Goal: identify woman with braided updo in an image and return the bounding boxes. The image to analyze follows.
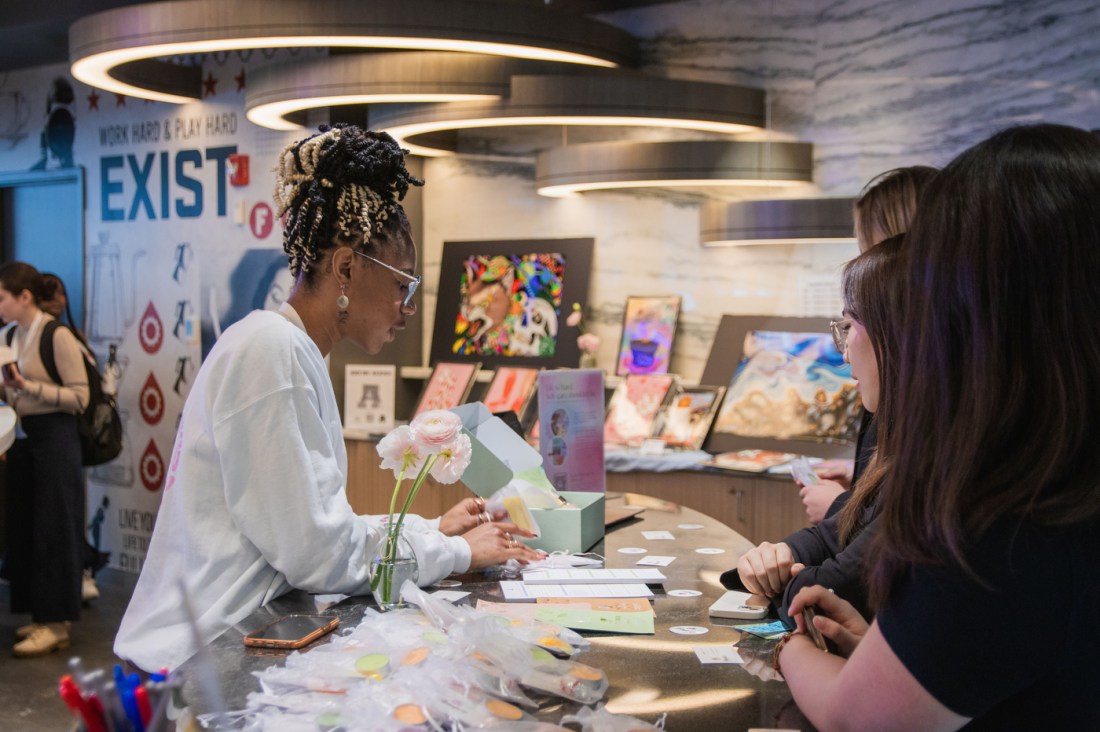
[116,125,541,672]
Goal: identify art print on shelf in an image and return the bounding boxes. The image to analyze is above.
[616,295,681,376]
[712,330,860,444]
[430,238,595,369]
[343,364,397,435]
[603,374,677,447]
[482,366,540,420]
[412,362,481,417]
[654,385,726,451]
[537,369,606,493]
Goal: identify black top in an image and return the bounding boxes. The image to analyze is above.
[877,515,1100,729]
[823,410,876,519]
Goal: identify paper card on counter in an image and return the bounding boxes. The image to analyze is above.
[694,646,744,665]
[535,597,656,616]
[533,606,655,635]
[734,620,791,639]
[475,600,542,619]
[500,581,654,602]
[520,568,667,585]
[636,555,676,567]
[641,530,676,541]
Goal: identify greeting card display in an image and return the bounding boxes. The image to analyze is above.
[537,369,606,493]
[603,374,677,447]
[616,296,681,376]
[705,449,798,473]
[413,362,481,417]
[654,385,726,450]
[481,366,539,421]
[343,364,396,435]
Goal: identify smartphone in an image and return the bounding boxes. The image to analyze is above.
[790,457,820,485]
[709,590,769,620]
[242,613,340,649]
[1,361,20,383]
[801,605,828,651]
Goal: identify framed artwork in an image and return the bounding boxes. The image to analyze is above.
[482,366,540,420]
[701,315,860,458]
[343,364,396,435]
[603,373,677,447]
[412,362,481,417]
[654,384,726,451]
[616,295,681,376]
[430,238,595,369]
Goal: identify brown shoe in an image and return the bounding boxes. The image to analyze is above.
[13,623,70,658]
[15,620,71,640]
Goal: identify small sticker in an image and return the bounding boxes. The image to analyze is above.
[669,626,709,635]
[433,579,462,588]
[678,523,705,530]
[667,589,702,598]
[618,547,647,554]
[636,556,676,567]
[642,530,676,541]
[695,548,726,555]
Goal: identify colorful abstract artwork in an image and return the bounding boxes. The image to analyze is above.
[453,253,564,358]
[603,374,677,447]
[616,296,681,376]
[654,385,726,450]
[413,362,481,417]
[712,331,860,443]
[482,366,539,418]
[431,239,594,369]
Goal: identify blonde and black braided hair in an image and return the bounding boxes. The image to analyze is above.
[273,124,423,278]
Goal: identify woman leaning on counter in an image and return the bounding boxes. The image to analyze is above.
[0,261,90,658]
[115,124,540,673]
[779,124,1100,729]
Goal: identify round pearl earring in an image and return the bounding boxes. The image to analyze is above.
[337,285,349,310]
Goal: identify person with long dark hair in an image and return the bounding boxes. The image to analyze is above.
[781,124,1100,729]
[0,261,90,657]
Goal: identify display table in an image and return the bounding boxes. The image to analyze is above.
[173,494,810,730]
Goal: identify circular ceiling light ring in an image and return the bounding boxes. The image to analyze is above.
[701,198,858,247]
[70,0,639,104]
[246,52,557,131]
[535,140,813,197]
[371,74,767,156]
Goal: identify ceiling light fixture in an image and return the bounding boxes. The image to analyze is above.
[371,74,766,157]
[247,52,550,131]
[70,0,638,104]
[535,140,813,197]
[701,198,857,247]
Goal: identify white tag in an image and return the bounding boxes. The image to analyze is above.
[677,523,705,530]
[639,438,667,455]
[694,646,743,664]
[695,547,726,554]
[636,556,675,567]
[642,530,676,541]
[667,589,702,598]
[618,547,647,554]
[669,625,709,635]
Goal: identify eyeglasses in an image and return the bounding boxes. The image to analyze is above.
[353,251,421,307]
[829,318,853,353]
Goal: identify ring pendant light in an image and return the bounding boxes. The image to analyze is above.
[701,198,857,247]
[70,0,638,104]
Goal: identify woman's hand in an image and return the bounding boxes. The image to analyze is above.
[798,479,847,524]
[463,521,544,570]
[438,496,505,536]
[814,461,853,489]
[736,541,794,598]
[788,585,869,658]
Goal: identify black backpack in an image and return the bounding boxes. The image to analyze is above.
[7,320,123,466]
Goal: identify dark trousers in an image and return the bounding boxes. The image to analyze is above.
[5,412,84,623]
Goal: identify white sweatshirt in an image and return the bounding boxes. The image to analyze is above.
[115,306,470,671]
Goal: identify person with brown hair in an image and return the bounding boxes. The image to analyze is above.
[799,165,938,522]
[0,261,90,657]
[115,125,540,672]
[781,124,1100,729]
[731,235,905,621]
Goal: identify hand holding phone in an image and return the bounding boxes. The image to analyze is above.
[789,457,820,486]
[801,605,828,652]
[243,614,339,649]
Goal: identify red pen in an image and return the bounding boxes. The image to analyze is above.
[134,684,153,724]
[59,675,107,732]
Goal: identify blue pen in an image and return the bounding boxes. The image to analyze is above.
[120,685,145,732]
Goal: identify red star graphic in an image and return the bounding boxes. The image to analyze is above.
[115,93,127,107]
[87,89,100,110]
[203,72,218,97]
[234,68,246,92]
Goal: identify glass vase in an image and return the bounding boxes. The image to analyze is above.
[369,524,419,611]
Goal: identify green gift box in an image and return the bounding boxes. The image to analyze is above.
[450,403,605,554]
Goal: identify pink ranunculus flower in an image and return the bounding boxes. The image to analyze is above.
[376,424,424,478]
[577,332,600,353]
[410,409,463,454]
[566,309,583,328]
[430,432,472,484]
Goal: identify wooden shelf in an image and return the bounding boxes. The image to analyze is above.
[398,364,627,388]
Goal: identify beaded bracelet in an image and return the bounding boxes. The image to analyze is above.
[771,632,793,673]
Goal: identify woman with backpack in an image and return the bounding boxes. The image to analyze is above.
[0,261,89,657]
